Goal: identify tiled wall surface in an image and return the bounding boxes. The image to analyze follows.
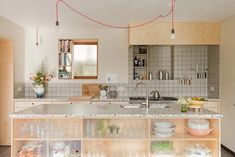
[14,45,219,99]
[148,46,173,80]
[208,46,220,98]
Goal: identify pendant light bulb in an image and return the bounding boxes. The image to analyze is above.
[171,28,175,39]
[55,20,60,31]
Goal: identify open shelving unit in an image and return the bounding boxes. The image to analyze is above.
[12,118,220,157]
[58,39,73,79]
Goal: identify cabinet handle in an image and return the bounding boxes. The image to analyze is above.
[232,104,235,107]
[32,103,34,105]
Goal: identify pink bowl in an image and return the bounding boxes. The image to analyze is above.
[185,127,213,137]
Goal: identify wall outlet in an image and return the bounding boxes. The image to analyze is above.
[17,87,23,92]
[106,74,118,83]
[117,86,125,92]
[210,86,215,92]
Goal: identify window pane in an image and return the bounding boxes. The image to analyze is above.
[73,44,97,77]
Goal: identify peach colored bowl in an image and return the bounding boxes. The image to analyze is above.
[185,127,213,137]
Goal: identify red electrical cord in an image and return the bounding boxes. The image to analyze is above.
[56,0,176,29]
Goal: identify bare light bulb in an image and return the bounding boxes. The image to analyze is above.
[55,20,60,31]
[171,28,175,39]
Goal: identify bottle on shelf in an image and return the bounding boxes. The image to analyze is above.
[165,71,169,80]
[142,59,145,67]
[134,56,138,67]
[159,70,163,80]
[149,72,152,80]
[137,58,142,66]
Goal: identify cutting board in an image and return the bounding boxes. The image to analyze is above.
[82,84,100,97]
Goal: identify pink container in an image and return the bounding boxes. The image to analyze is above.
[185,127,213,137]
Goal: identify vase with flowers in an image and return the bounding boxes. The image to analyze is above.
[30,70,54,98]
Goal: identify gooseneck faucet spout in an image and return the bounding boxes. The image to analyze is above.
[135,82,149,109]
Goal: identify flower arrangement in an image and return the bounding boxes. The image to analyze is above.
[177,97,192,112]
[29,61,55,87]
[30,71,54,87]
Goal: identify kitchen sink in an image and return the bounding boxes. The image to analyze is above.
[120,103,145,109]
[149,103,170,109]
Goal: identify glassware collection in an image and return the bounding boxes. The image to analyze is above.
[85,119,147,138]
[85,150,147,157]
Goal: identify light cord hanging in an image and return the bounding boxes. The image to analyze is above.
[55,0,176,29]
[171,0,176,39]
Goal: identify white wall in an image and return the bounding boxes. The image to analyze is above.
[25,27,129,83]
[220,15,235,152]
[0,16,25,83]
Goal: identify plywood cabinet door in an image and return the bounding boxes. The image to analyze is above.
[0,40,13,145]
[129,22,220,45]
[14,101,52,112]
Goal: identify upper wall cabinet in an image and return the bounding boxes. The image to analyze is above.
[129,22,220,45]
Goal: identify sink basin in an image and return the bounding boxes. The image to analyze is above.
[120,103,145,108]
[149,103,170,109]
[149,101,171,109]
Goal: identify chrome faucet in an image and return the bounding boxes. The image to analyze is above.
[150,90,161,100]
[135,82,149,108]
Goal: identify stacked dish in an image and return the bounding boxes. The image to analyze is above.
[152,121,176,138]
[184,144,212,157]
[185,119,213,137]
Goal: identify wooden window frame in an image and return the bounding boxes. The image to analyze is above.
[73,39,98,80]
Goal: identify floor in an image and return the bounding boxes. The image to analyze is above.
[0,146,234,157]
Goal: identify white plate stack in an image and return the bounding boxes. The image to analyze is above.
[152,121,176,138]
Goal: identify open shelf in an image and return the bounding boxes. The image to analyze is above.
[14,138,47,141]
[83,140,149,157]
[12,118,220,157]
[83,119,149,139]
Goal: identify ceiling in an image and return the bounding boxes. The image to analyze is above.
[0,0,235,29]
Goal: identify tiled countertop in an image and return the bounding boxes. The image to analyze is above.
[10,103,222,119]
[13,96,69,102]
[13,96,219,102]
[13,96,130,102]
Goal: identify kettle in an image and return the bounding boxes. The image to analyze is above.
[150,90,160,100]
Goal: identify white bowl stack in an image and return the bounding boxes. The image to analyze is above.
[152,121,176,138]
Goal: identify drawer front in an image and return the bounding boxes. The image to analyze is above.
[14,101,52,108]
[204,101,219,108]
[91,101,129,105]
[14,107,27,112]
[52,101,73,104]
[205,107,219,113]
[53,101,91,104]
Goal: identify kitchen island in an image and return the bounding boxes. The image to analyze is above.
[10,103,222,157]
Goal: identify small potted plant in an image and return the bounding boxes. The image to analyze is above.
[30,69,54,98]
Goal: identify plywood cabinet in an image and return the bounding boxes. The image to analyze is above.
[11,118,221,157]
[0,39,13,145]
[14,101,52,112]
[13,100,91,112]
[129,22,220,45]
